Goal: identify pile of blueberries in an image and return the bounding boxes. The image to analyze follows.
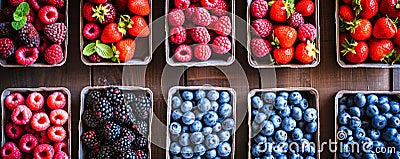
[168,89,235,159]
[250,91,318,159]
[337,93,400,158]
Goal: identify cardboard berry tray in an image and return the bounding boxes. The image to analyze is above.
[247,0,320,68]
[1,87,71,157]
[248,87,321,159]
[0,1,69,67]
[78,86,153,159]
[165,0,236,67]
[166,86,237,158]
[79,0,153,66]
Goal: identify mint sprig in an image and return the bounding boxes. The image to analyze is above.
[83,40,114,59]
[12,2,30,30]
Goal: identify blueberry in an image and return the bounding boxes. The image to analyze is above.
[368,129,380,140]
[363,152,377,159]
[279,92,289,100]
[297,98,309,110]
[298,138,311,154]
[181,126,189,133]
[382,128,398,141]
[194,90,206,101]
[354,127,366,140]
[261,104,274,115]
[197,98,211,112]
[194,144,206,156]
[389,116,400,128]
[282,117,296,132]
[169,122,182,135]
[275,96,288,110]
[338,143,351,158]
[339,104,347,113]
[217,142,231,157]
[338,112,351,125]
[305,121,318,133]
[172,96,182,109]
[207,90,220,101]
[366,105,380,117]
[270,114,282,128]
[255,112,267,124]
[203,111,218,127]
[367,94,379,105]
[190,120,203,132]
[170,142,181,155]
[179,133,190,146]
[275,130,287,142]
[182,112,195,125]
[290,152,302,159]
[304,133,313,141]
[210,101,219,112]
[252,96,264,109]
[182,91,194,101]
[218,103,233,118]
[372,140,385,149]
[378,103,391,113]
[292,128,303,141]
[291,106,303,121]
[339,96,348,104]
[349,106,361,117]
[305,156,315,159]
[260,121,274,137]
[278,106,291,118]
[358,137,373,150]
[264,154,276,159]
[181,146,194,158]
[171,109,183,121]
[254,134,267,143]
[379,96,389,105]
[190,132,204,144]
[262,92,276,104]
[251,109,259,121]
[193,109,204,121]
[349,116,362,130]
[347,96,354,107]
[391,151,400,159]
[204,149,217,159]
[222,118,235,131]
[213,123,222,133]
[181,101,193,113]
[354,93,367,107]
[251,144,262,157]
[219,91,230,103]
[272,143,286,156]
[390,101,400,114]
[218,130,231,142]
[202,127,212,136]
[289,92,302,105]
[205,134,220,149]
[309,144,316,156]
[372,115,387,129]
[338,126,353,140]
[304,108,318,122]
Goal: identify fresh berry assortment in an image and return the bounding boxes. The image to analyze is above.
[167,87,236,158]
[336,92,400,158]
[0,1,67,66]
[167,0,234,65]
[80,87,152,158]
[249,0,319,66]
[81,0,151,64]
[250,90,319,158]
[1,89,70,159]
[338,0,400,66]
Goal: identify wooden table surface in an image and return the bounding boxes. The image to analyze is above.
[0,0,399,158]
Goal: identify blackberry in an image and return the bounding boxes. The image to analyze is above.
[133,95,151,120]
[118,150,137,159]
[132,136,147,150]
[124,92,135,104]
[105,87,124,106]
[96,146,116,159]
[135,150,148,159]
[94,97,113,120]
[0,38,14,59]
[87,149,98,159]
[114,104,136,125]
[101,121,121,141]
[133,120,148,136]
[43,23,67,44]
[0,7,15,22]
[85,90,102,109]
[82,110,102,128]
[114,137,133,152]
[0,22,15,38]
[18,23,40,48]
[81,130,101,149]
[121,127,137,142]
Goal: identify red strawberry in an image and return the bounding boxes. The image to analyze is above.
[270,0,292,23]
[341,38,368,64]
[273,47,295,64]
[339,33,351,50]
[354,0,378,19]
[128,0,150,16]
[295,41,318,64]
[393,28,400,46]
[101,23,123,44]
[380,0,400,19]
[115,39,136,62]
[373,17,397,39]
[368,39,395,62]
[92,3,116,24]
[251,0,268,19]
[295,0,314,17]
[82,2,96,22]
[339,5,355,22]
[349,18,372,41]
[89,0,107,4]
[128,16,150,37]
[343,0,352,4]
[272,26,297,48]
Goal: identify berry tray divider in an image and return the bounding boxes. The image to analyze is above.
[164,0,236,67]
[78,85,153,159]
[1,87,72,157]
[79,0,153,66]
[0,1,69,67]
[166,85,237,159]
[247,87,321,159]
[334,90,400,158]
[246,0,320,68]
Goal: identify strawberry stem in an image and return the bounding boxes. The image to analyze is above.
[340,38,358,56]
[271,33,281,48]
[284,0,295,18]
[397,0,400,9]
[92,4,109,23]
[352,0,362,16]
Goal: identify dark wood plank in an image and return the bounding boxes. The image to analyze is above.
[394,69,400,91]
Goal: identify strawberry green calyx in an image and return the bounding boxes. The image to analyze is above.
[268,0,275,6]
[271,33,281,48]
[284,0,295,18]
[352,0,362,16]
[381,49,397,64]
[111,44,121,63]
[396,0,400,9]
[345,18,361,33]
[341,38,358,55]
[393,51,400,64]
[388,16,398,30]
[92,4,109,23]
[306,40,319,59]
[117,15,132,35]
[339,17,350,32]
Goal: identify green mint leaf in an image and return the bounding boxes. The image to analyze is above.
[96,43,113,59]
[13,11,24,21]
[11,18,26,30]
[83,42,96,56]
[17,2,30,15]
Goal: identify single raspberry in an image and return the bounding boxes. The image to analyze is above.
[54,151,68,159]
[251,38,272,58]
[54,0,64,8]
[47,92,66,109]
[89,53,102,63]
[44,23,67,44]
[38,6,59,25]
[169,26,187,44]
[194,44,211,61]
[1,142,22,159]
[39,0,57,6]
[26,92,45,111]
[190,27,210,44]
[212,36,231,54]
[212,16,231,36]
[168,9,185,27]
[186,3,200,20]
[83,23,101,40]
[26,9,36,23]
[11,105,32,125]
[0,38,15,59]
[54,141,68,153]
[193,7,211,26]
[24,124,36,134]
[44,44,64,65]
[201,0,218,8]
[15,46,39,66]
[19,134,38,153]
[209,15,219,27]
[82,2,96,22]
[33,144,54,159]
[298,23,317,42]
[175,0,190,9]
[35,131,51,144]
[288,12,304,29]
[9,0,26,6]
[5,92,25,110]
[251,19,273,38]
[34,18,46,31]
[38,35,50,53]
[28,0,41,11]
[31,112,51,131]
[47,126,67,142]
[5,122,25,140]
[251,0,268,19]
[174,44,193,62]
[211,0,228,16]
[49,109,68,126]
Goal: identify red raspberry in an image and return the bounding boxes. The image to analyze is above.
[27,9,36,23]
[288,12,304,29]
[11,105,32,125]
[201,0,218,8]
[1,142,22,159]
[89,53,102,63]
[47,126,67,142]
[54,141,68,153]
[251,38,272,58]
[251,0,268,19]
[82,2,96,22]
[193,7,211,26]
[209,15,219,27]
[175,0,190,9]
[47,92,66,109]
[186,3,200,20]
[174,44,193,62]
[9,0,26,6]
[298,23,316,42]
[44,44,64,65]
[5,93,25,110]
[211,0,228,16]
[55,0,64,8]
[26,92,44,111]
[168,9,185,27]
[49,109,68,126]
[38,35,50,53]
[28,0,41,10]
[83,23,101,40]
[251,19,272,38]
[24,124,36,134]
[31,112,51,131]
[170,26,187,44]
[54,151,69,159]
[39,6,59,25]
[15,46,39,66]
[194,44,211,61]
[5,122,25,140]
[19,134,38,153]
[33,144,54,159]
[35,131,51,144]
[190,27,210,44]
[35,17,46,31]
[39,0,57,6]
[212,16,231,36]
[212,36,231,54]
